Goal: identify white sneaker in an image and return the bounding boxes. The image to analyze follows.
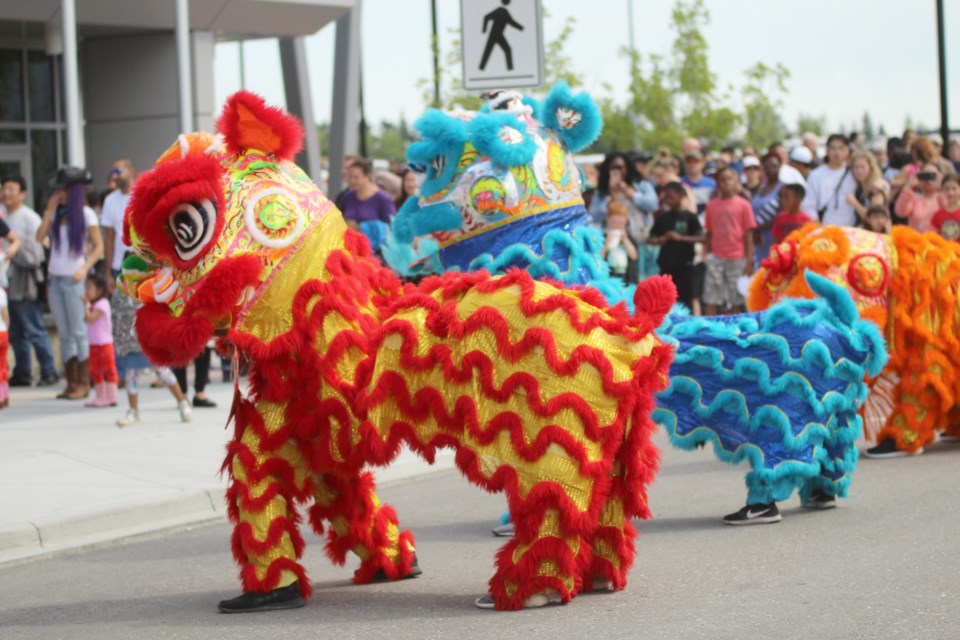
[117,409,140,428]
[178,400,192,423]
[474,591,562,610]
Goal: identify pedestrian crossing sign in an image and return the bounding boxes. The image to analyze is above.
[460,0,544,90]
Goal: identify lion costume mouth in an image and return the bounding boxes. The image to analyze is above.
[128,254,264,367]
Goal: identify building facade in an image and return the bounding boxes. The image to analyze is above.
[0,0,357,211]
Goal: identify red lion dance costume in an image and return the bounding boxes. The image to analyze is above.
[118,92,674,611]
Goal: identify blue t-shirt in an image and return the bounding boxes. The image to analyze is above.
[681,175,717,214]
[751,184,782,270]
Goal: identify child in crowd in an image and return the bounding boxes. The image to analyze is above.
[112,281,192,427]
[703,167,756,315]
[84,273,119,408]
[930,175,960,241]
[0,287,8,409]
[771,183,815,243]
[864,204,892,234]
[601,200,638,283]
[648,181,703,310]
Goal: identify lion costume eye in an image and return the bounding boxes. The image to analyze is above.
[168,199,216,261]
[431,155,445,177]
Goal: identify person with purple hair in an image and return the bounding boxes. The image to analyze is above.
[36,167,103,400]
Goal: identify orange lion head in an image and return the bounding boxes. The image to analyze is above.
[748,224,893,331]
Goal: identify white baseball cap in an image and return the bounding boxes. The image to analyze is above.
[742,155,761,168]
[789,146,814,164]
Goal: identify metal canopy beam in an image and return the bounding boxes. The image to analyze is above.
[327,0,361,200]
[280,36,322,182]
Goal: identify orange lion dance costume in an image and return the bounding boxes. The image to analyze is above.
[749,224,960,457]
[118,92,674,612]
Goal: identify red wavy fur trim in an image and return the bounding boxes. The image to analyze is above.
[238,558,312,598]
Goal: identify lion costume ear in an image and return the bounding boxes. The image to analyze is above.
[216,90,304,160]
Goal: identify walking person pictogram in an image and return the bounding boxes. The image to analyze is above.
[480,0,524,71]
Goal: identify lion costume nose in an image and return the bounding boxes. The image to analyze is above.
[761,240,797,276]
[118,254,179,304]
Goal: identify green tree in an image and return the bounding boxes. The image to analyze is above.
[592,97,636,152]
[796,113,827,136]
[316,124,330,157]
[669,0,738,147]
[741,62,790,148]
[861,111,876,141]
[621,49,682,151]
[369,120,413,163]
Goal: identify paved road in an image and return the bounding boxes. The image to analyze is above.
[2,432,958,640]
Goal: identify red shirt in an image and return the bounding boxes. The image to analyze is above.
[931,207,960,241]
[772,210,814,243]
[705,195,756,259]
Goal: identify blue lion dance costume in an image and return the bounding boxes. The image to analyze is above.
[655,272,887,521]
[387,84,888,525]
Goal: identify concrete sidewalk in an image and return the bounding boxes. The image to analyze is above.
[0,378,454,565]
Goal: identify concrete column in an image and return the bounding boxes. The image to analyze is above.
[191,31,216,132]
[61,0,85,167]
[327,0,362,198]
[279,37,322,182]
[175,0,194,132]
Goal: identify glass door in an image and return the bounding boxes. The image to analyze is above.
[0,144,30,213]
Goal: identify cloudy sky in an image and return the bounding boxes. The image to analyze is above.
[214,0,960,141]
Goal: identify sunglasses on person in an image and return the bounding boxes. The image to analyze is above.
[109,168,123,177]
[917,172,938,181]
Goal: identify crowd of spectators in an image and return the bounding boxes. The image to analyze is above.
[585,130,960,316]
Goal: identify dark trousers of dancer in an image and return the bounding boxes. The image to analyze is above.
[174,346,211,396]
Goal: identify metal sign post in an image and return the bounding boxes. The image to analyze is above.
[460,0,543,91]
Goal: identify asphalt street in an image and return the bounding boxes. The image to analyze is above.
[1,431,958,640]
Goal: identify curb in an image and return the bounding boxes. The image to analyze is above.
[0,488,225,566]
[0,453,457,566]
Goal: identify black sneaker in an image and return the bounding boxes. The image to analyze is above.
[491,523,514,537]
[864,438,921,459]
[940,431,960,443]
[217,582,304,613]
[723,502,782,525]
[802,490,837,509]
[193,396,217,408]
[37,375,59,387]
[9,378,32,387]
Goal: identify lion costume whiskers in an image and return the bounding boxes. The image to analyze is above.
[119,92,674,611]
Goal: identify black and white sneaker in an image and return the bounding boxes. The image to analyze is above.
[723,502,781,525]
[941,431,960,443]
[802,490,837,509]
[864,438,922,458]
